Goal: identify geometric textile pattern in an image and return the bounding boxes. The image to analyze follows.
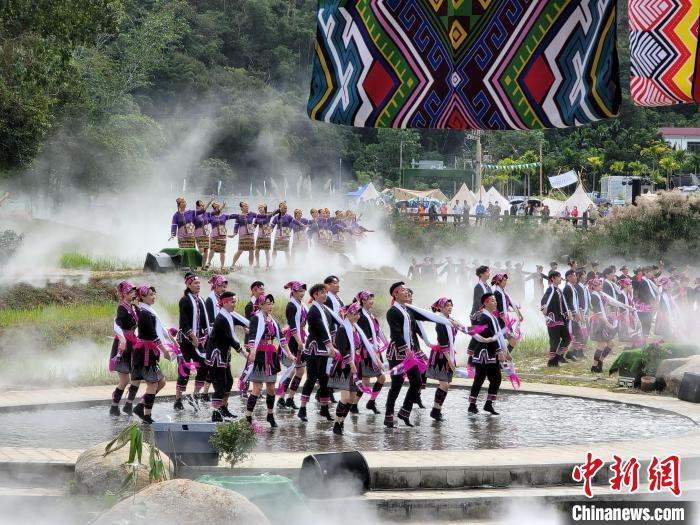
[308,0,621,129]
[630,0,700,106]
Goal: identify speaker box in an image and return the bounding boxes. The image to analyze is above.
[298,451,370,498]
[152,422,218,466]
[143,252,180,273]
[678,372,700,403]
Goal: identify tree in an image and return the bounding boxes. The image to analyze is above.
[659,156,680,189]
[586,155,603,194]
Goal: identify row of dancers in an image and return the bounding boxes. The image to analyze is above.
[169,198,370,270]
[109,272,511,431]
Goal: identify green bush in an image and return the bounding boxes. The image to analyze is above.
[210,420,259,468]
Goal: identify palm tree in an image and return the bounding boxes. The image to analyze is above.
[586,156,604,194]
[659,156,680,189]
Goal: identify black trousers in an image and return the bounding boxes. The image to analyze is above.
[547,324,571,358]
[469,362,502,402]
[301,355,329,400]
[210,365,233,400]
[385,359,422,415]
[638,312,653,336]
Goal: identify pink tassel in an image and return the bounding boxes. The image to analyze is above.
[108,357,118,372]
[467,324,488,335]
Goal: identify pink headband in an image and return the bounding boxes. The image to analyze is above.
[186,275,199,286]
[491,273,507,285]
[356,290,373,303]
[588,278,603,288]
[137,285,152,298]
[619,278,632,287]
[431,297,451,312]
[117,281,135,296]
[342,303,362,317]
[284,281,306,295]
[659,277,670,287]
[208,275,227,289]
[220,295,236,305]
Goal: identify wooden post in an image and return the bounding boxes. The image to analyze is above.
[539,142,543,196]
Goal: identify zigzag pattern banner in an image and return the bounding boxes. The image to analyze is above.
[629,0,700,106]
[307,0,621,130]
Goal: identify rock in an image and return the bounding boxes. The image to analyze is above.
[92,479,270,525]
[74,441,173,496]
[666,356,700,395]
[655,358,690,390]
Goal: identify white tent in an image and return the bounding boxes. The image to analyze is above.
[486,186,510,211]
[448,183,473,207]
[347,182,380,202]
[473,185,488,204]
[563,184,595,213]
[542,197,565,216]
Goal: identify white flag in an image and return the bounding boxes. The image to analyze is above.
[548,170,578,189]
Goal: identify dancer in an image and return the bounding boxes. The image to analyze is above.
[354,291,387,414]
[175,273,210,410]
[254,203,273,268]
[109,281,141,416]
[205,275,228,329]
[278,281,308,409]
[194,198,214,268]
[618,278,643,345]
[384,282,454,427]
[291,208,310,260]
[575,270,591,358]
[491,274,523,356]
[169,197,196,249]
[562,270,583,362]
[656,277,681,340]
[468,292,506,415]
[244,294,292,427]
[229,202,265,268]
[245,281,266,319]
[298,284,336,422]
[323,274,344,403]
[271,202,302,264]
[589,278,634,372]
[541,271,572,367]
[468,265,492,363]
[636,266,659,335]
[205,202,232,270]
[426,297,457,421]
[328,303,371,435]
[132,285,171,424]
[206,291,249,422]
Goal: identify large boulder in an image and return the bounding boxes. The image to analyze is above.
[92,479,270,525]
[74,441,173,496]
[656,358,691,390]
[666,356,700,395]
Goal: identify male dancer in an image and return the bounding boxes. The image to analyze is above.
[575,270,591,358]
[206,291,249,421]
[636,266,658,336]
[323,275,344,403]
[468,265,492,362]
[245,281,266,319]
[541,271,571,367]
[562,269,582,362]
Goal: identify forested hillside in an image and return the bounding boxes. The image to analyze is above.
[2,0,699,197]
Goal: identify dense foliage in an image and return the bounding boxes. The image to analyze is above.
[2,0,699,197]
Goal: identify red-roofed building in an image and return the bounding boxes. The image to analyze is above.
[659,128,700,152]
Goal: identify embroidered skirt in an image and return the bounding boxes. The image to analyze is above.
[210,235,227,254]
[255,236,271,251]
[273,238,290,253]
[238,234,254,252]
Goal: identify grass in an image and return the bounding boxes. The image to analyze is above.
[59,252,138,272]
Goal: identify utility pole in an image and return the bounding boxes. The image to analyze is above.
[539,141,543,196]
[339,158,342,191]
[399,140,404,187]
[475,131,483,190]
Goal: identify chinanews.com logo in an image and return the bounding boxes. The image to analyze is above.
[566,452,691,524]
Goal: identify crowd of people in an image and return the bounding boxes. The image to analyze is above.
[169,197,370,270]
[108,256,696,432]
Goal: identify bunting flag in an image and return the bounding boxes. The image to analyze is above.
[308,0,621,130]
[629,0,700,106]
[483,162,540,170]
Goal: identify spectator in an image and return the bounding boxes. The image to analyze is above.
[475,200,485,226]
[571,205,579,226]
[510,202,517,216]
[452,200,463,223]
[440,202,449,222]
[429,203,439,222]
[463,202,470,224]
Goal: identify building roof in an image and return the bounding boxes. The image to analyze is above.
[659,127,700,137]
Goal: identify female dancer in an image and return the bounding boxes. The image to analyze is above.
[132,285,172,424]
[617,278,643,345]
[244,295,293,427]
[589,278,634,373]
[279,281,308,410]
[354,291,386,414]
[291,208,310,260]
[254,203,273,269]
[205,274,228,330]
[205,202,232,270]
[491,274,523,355]
[194,198,214,268]
[656,277,682,340]
[426,297,458,422]
[271,202,302,263]
[328,303,372,435]
[229,202,265,268]
[109,281,141,416]
[175,273,210,410]
[206,291,249,422]
[169,197,196,249]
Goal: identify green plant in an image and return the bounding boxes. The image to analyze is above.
[103,422,168,493]
[59,252,136,271]
[209,420,259,468]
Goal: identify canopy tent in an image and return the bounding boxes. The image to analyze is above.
[485,186,510,210]
[346,182,380,202]
[473,185,487,204]
[448,183,475,207]
[389,187,448,202]
[542,197,565,216]
[563,184,595,212]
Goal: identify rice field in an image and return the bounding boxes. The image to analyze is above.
[59,252,139,271]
